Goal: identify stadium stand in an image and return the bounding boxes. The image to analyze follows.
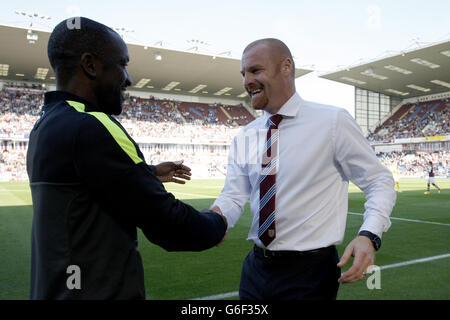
[0,87,42,136]
[367,98,449,142]
[223,103,253,126]
[378,150,449,178]
[177,101,253,126]
[120,96,254,127]
[1,85,448,181]
[0,86,253,180]
[121,95,187,124]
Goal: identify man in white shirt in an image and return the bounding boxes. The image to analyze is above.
[211,38,396,299]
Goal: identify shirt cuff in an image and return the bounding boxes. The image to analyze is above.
[211,199,235,229]
[358,212,391,239]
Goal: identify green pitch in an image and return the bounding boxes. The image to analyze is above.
[0,178,449,300]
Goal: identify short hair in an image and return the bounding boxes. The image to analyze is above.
[48,17,117,84]
[243,38,295,77]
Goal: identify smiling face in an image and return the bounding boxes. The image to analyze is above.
[241,40,295,114]
[94,31,132,115]
[48,18,133,114]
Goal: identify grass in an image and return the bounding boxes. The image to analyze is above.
[0,178,449,300]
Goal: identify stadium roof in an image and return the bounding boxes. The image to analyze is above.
[319,40,450,99]
[0,24,312,100]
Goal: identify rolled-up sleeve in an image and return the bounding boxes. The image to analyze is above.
[334,109,396,238]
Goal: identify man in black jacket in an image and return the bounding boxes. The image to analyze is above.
[26,17,227,300]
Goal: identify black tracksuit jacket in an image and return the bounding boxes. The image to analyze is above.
[26,91,226,299]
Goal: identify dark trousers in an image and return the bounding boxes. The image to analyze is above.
[239,246,341,300]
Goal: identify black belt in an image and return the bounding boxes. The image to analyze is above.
[253,244,335,258]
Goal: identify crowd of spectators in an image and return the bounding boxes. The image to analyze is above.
[0,87,246,180]
[120,120,239,144]
[0,148,28,181]
[378,150,449,177]
[1,86,449,181]
[120,95,184,124]
[367,99,449,142]
[141,148,228,179]
[0,89,42,137]
[1,88,250,140]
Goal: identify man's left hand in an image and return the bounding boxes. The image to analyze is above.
[337,236,375,283]
[155,160,192,184]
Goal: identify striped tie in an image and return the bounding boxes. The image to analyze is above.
[258,114,282,246]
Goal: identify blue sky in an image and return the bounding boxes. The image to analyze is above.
[1,0,449,116]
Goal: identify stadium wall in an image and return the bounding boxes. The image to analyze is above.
[0,80,54,91]
[0,80,248,109]
[403,91,450,104]
[371,135,450,153]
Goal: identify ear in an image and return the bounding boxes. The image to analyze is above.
[281,58,293,76]
[80,52,99,80]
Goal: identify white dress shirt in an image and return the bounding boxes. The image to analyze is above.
[213,93,396,251]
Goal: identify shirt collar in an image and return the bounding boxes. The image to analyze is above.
[44,91,100,112]
[263,92,302,121]
[45,91,90,105]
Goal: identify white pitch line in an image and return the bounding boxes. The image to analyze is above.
[193,291,239,301]
[379,253,450,270]
[169,192,449,228]
[191,253,450,300]
[348,212,450,227]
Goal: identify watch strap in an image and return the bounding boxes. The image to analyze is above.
[358,230,381,251]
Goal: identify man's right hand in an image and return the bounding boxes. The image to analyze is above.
[203,206,228,246]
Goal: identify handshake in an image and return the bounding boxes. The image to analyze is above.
[154,160,228,247]
[203,205,228,247]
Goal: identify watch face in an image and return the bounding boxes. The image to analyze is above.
[370,235,381,250]
[359,231,381,251]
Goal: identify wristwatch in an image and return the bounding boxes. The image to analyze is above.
[358,230,381,251]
